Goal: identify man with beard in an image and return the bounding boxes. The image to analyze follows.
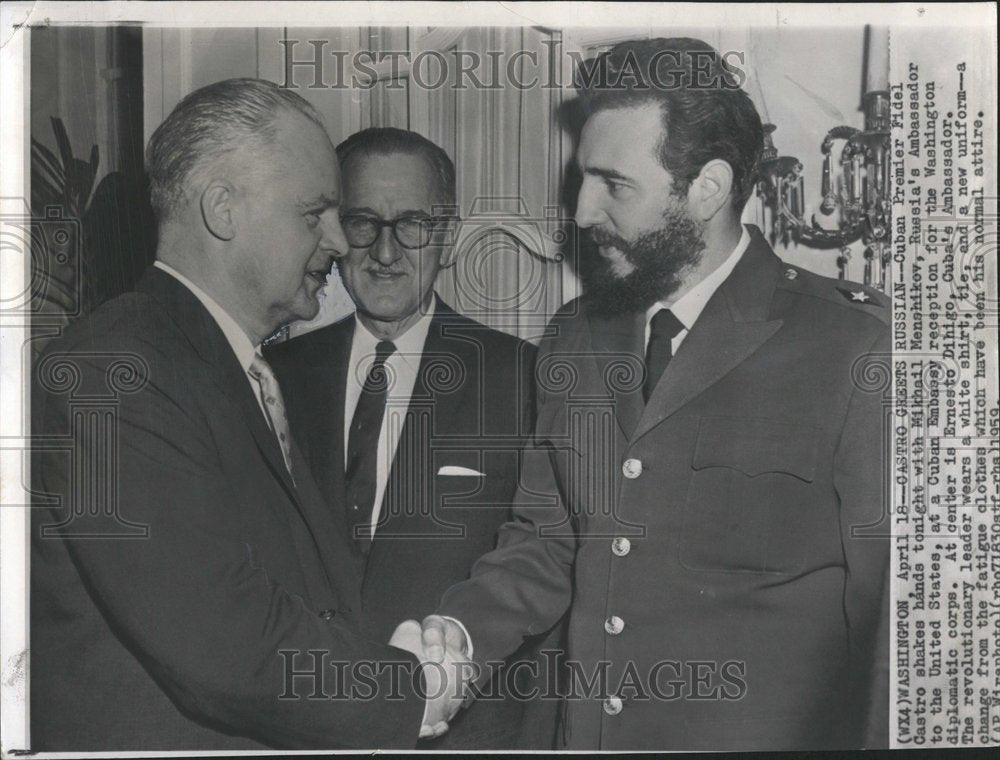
[416,38,891,750]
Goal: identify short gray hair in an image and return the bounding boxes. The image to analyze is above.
[146,78,324,222]
[336,127,456,208]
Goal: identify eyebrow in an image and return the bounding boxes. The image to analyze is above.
[581,166,632,183]
[296,194,340,212]
[341,207,432,218]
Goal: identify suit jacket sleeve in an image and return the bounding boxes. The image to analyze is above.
[438,344,575,676]
[833,329,891,748]
[34,337,425,749]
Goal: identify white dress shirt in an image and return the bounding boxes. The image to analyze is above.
[643,225,751,353]
[344,298,436,538]
[153,261,274,426]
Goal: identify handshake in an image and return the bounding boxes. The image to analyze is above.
[390,615,475,739]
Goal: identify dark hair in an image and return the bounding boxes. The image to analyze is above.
[336,127,456,207]
[576,37,763,209]
[146,78,325,222]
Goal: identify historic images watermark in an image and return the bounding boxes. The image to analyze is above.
[278,650,748,703]
[278,38,748,92]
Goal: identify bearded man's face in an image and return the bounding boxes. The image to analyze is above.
[579,197,705,316]
[573,104,706,315]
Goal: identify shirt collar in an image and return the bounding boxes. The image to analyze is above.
[154,260,260,372]
[352,295,436,369]
[645,225,751,333]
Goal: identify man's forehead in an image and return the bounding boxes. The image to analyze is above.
[341,151,442,207]
[579,104,663,168]
[343,150,435,181]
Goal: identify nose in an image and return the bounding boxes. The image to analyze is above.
[319,210,349,257]
[574,178,610,230]
[370,222,403,267]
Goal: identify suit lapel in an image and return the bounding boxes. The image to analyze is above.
[585,309,646,441]
[319,319,353,514]
[632,228,785,442]
[303,317,366,576]
[369,300,474,552]
[138,268,358,597]
[139,269,299,497]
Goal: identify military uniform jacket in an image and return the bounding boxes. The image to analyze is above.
[440,226,891,751]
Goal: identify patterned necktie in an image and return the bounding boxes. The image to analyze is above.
[345,340,397,544]
[643,309,685,403]
[249,352,296,483]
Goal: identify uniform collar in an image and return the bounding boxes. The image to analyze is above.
[645,225,751,332]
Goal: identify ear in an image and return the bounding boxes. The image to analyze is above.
[200,181,236,241]
[439,246,458,269]
[687,159,734,222]
[436,219,460,269]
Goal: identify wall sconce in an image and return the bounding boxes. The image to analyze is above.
[756,26,891,291]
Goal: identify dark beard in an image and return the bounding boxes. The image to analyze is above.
[579,202,705,317]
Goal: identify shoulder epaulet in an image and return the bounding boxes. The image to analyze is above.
[776,263,890,322]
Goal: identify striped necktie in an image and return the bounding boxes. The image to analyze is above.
[249,352,296,483]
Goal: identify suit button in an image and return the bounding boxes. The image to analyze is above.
[622,458,642,479]
[611,537,631,556]
[318,609,336,621]
[604,615,624,635]
[603,695,623,715]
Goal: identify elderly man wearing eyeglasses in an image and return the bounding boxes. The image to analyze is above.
[266,127,556,750]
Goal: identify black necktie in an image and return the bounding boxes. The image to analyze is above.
[345,340,396,545]
[643,309,684,403]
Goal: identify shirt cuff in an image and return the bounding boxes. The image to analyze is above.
[419,616,473,731]
[441,615,473,659]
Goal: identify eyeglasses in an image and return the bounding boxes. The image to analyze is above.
[340,213,457,250]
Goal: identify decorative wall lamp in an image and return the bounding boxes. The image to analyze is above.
[756,26,892,291]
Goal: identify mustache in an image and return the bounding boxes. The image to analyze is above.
[334,259,408,276]
[578,204,706,317]
[587,227,631,251]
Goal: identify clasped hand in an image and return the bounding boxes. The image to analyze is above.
[389,615,473,739]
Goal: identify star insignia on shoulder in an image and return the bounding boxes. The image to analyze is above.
[836,286,881,305]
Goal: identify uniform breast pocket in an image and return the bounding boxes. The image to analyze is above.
[679,416,818,575]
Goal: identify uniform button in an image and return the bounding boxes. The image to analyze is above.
[318,609,335,621]
[352,504,359,511]
[603,695,623,715]
[622,458,643,479]
[611,537,631,556]
[604,615,625,635]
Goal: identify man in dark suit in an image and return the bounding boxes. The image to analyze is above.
[421,38,891,750]
[267,128,551,749]
[30,79,465,751]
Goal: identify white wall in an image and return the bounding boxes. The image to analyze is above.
[143,25,878,337]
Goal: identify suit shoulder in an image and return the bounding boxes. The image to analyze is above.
[265,312,353,365]
[45,291,170,356]
[537,296,587,338]
[436,307,535,354]
[775,262,890,328]
[553,296,586,321]
[34,293,191,414]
